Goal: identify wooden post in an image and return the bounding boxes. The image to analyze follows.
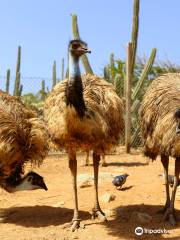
[125,42,133,153]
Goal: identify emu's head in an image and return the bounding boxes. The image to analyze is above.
[68,39,91,58]
[13,171,48,192]
[174,108,180,133]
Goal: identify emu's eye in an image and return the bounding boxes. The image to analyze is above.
[72,44,79,49]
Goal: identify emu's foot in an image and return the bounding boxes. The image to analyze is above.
[63,219,84,232]
[92,208,107,222]
[163,208,176,226]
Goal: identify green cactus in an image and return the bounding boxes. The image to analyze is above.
[40,80,46,101]
[61,58,65,80]
[132,48,157,102]
[71,14,93,74]
[6,69,10,93]
[52,61,57,88]
[65,67,69,79]
[131,0,139,74]
[114,74,124,97]
[13,46,21,96]
[18,84,23,96]
[103,66,110,82]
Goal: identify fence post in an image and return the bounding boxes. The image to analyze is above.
[125,42,133,153]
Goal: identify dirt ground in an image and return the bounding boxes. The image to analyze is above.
[0,147,180,240]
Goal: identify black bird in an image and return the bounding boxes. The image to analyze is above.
[112,174,129,189]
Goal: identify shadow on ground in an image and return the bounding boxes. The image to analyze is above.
[1,205,91,228]
[105,161,148,167]
[102,204,180,239]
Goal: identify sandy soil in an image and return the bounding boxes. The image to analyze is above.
[0,147,179,240]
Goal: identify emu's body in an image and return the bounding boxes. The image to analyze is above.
[44,40,124,231]
[139,73,180,225]
[0,90,48,192]
[44,74,124,152]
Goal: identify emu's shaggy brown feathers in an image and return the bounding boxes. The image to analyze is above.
[139,73,180,159]
[44,74,124,153]
[0,90,49,183]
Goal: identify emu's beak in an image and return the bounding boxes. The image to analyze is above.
[82,47,91,53]
[41,181,48,191]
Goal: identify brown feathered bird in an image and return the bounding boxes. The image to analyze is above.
[139,73,180,225]
[44,39,124,231]
[0,90,48,193]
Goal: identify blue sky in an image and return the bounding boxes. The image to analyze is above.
[0,0,180,93]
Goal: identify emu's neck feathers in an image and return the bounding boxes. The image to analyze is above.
[66,53,86,118]
[69,54,81,78]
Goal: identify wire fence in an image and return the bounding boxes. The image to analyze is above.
[0,75,61,95]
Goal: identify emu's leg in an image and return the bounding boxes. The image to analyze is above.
[85,150,90,166]
[92,152,107,221]
[159,155,170,213]
[101,154,107,167]
[164,157,180,225]
[68,150,81,231]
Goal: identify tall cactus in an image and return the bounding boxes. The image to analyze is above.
[6,69,10,93]
[132,48,157,102]
[71,14,93,74]
[41,80,46,101]
[52,61,57,88]
[13,46,21,96]
[18,84,23,96]
[131,0,139,74]
[61,58,65,80]
[103,66,110,82]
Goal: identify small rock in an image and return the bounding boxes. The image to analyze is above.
[77,174,94,188]
[131,211,152,223]
[100,193,116,203]
[79,180,93,188]
[52,201,65,207]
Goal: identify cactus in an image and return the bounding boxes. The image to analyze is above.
[6,69,10,93]
[52,61,57,88]
[18,84,23,96]
[131,0,139,74]
[65,67,69,79]
[132,48,156,102]
[103,66,110,81]
[114,74,124,97]
[40,80,46,101]
[61,58,65,80]
[13,46,21,96]
[71,14,93,74]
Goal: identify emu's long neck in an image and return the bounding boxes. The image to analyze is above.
[65,53,86,118]
[2,178,28,193]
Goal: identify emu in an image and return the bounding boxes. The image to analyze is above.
[0,90,48,193]
[139,73,180,225]
[44,39,124,231]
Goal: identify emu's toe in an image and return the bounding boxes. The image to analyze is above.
[70,220,81,232]
[92,209,107,222]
